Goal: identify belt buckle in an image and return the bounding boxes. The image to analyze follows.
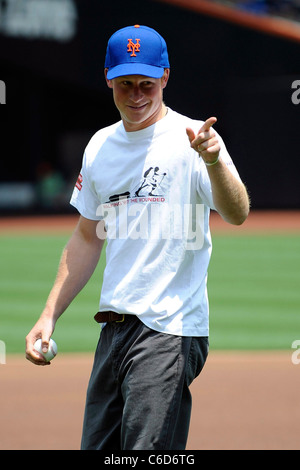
[115,314,125,323]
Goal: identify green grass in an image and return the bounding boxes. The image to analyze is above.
[208,234,300,350]
[0,233,299,353]
[0,235,105,354]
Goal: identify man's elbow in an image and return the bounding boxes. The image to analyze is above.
[231,210,249,226]
[231,186,251,225]
[226,202,250,226]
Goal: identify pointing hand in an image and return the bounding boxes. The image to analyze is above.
[186,117,220,164]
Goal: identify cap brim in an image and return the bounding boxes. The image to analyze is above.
[106,63,166,79]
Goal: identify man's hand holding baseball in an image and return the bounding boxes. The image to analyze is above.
[26,314,55,365]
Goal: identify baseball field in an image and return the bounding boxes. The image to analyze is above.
[0,210,300,450]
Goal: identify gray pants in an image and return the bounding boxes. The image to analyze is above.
[81,315,208,450]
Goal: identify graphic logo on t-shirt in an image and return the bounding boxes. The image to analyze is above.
[134,167,167,197]
[105,166,167,204]
[97,165,204,250]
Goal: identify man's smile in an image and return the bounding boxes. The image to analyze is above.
[127,103,148,110]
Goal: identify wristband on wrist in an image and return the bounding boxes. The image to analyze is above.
[203,155,220,166]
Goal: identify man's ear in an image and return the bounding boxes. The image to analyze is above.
[104,68,113,88]
[161,69,170,89]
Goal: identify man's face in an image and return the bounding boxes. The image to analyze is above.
[105,70,169,132]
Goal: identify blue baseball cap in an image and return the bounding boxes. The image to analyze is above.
[105,25,170,79]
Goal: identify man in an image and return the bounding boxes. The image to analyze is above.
[26,25,250,450]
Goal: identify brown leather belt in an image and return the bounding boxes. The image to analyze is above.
[94,311,125,323]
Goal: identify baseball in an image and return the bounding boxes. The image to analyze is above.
[34,338,57,361]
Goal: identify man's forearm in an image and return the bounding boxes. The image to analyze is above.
[42,224,104,322]
[186,117,250,225]
[207,158,250,225]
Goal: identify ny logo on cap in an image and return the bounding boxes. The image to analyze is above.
[127,38,140,57]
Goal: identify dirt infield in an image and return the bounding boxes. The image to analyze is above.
[1,211,299,450]
[1,351,299,450]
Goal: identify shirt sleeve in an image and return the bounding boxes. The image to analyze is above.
[69,152,102,220]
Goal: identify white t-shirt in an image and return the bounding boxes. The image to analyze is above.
[70,108,241,336]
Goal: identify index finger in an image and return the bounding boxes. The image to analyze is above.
[199,117,217,133]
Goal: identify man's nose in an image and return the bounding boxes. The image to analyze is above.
[130,85,143,102]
